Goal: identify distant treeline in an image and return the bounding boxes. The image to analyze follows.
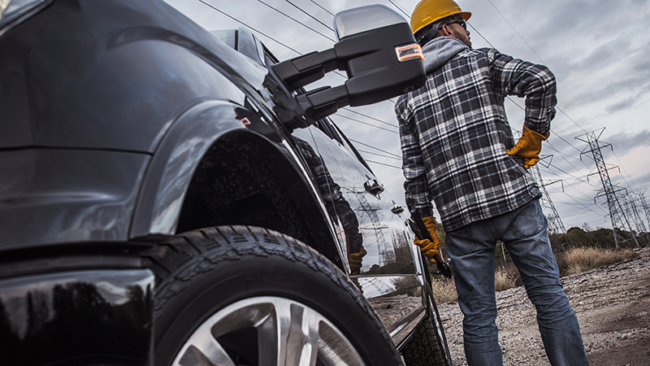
[434,222,645,261]
[550,226,647,252]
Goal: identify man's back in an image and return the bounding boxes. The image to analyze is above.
[396,36,556,232]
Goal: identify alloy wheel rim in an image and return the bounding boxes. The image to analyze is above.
[172,296,365,366]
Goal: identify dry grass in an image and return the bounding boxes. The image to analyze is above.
[495,266,518,291]
[431,277,458,304]
[563,247,638,276]
[431,248,639,304]
[431,266,519,304]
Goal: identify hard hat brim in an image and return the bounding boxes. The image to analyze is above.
[459,11,471,21]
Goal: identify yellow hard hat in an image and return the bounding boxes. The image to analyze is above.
[410,0,472,35]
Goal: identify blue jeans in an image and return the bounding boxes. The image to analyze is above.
[445,199,589,366]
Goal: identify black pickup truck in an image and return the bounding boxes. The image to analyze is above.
[0,1,451,365]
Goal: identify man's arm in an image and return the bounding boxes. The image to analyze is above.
[488,49,557,135]
[395,98,433,218]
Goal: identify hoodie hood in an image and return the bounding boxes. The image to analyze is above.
[422,36,469,73]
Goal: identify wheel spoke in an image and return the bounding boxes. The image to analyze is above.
[317,322,365,366]
[256,305,281,366]
[257,299,303,366]
[257,300,321,366]
[176,326,235,366]
[298,307,321,366]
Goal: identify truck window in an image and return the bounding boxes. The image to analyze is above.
[211,29,236,50]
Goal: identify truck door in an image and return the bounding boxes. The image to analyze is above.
[290,120,426,344]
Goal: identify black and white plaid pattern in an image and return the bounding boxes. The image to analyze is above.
[396,48,557,232]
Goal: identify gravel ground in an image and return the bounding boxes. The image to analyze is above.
[437,248,650,366]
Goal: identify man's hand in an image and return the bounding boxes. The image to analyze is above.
[507,125,550,169]
[414,216,440,263]
[348,247,367,275]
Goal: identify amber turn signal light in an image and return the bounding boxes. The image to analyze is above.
[395,44,424,62]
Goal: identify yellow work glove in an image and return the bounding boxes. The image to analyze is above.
[507,125,550,169]
[414,216,440,263]
[348,247,367,275]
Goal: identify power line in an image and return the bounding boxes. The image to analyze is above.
[505,84,588,154]
[555,106,588,134]
[199,0,301,54]
[358,150,402,160]
[365,159,402,169]
[285,0,333,31]
[309,0,333,16]
[540,169,607,216]
[341,107,398,127]
[483,0,590,134]
[386,0,410,17]
[541,163,604,208]
[467,22,497,48]
[505,97,592,174]
[553,199,604,216]
[201,0,349,83]
[256,0,352,81]
[544,141,592,174]
[484,0,545,65]
[611,149,642,193]
[333,114,399,134]
[257,0,336,42]
[349,138,401,158]
[543,163,591,187]
[508,98,585,156]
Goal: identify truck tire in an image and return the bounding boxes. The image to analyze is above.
[143,225,403,366]
[401,294,453,366]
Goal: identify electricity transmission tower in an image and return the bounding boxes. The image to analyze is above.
[625,194,649,246]
[530,162,572,250]
[639,191,650,231]
[353,192,394,265]
[576,129,639,248]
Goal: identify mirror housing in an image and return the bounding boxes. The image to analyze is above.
[271,5,426,120]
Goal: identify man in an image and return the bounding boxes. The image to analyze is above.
[395,0,590,365]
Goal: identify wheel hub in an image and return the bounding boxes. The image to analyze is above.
[173,296,365,366]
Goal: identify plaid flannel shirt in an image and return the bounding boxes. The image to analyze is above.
[396,44,557,232]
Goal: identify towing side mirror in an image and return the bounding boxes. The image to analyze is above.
[271,5,426,120]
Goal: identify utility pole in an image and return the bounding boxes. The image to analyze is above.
[530,162,572,250]
[576,129,639,248]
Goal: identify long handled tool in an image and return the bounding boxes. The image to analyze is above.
[407,216,454,366]
[408,215,451,278]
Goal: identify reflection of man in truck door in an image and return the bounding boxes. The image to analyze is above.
[395,1,590,365]
[293,137,366,275]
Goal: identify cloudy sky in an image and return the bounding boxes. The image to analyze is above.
[165,0,650,233]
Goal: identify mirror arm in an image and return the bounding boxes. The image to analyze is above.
[271,48,338,89]
[296,85,349,120]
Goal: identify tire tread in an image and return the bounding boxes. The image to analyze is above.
[142,225,403,365]
[402,306,450,366]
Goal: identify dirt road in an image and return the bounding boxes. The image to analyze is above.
[437,248,650,365]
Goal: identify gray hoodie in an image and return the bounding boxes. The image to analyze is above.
[422,36,469,73]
